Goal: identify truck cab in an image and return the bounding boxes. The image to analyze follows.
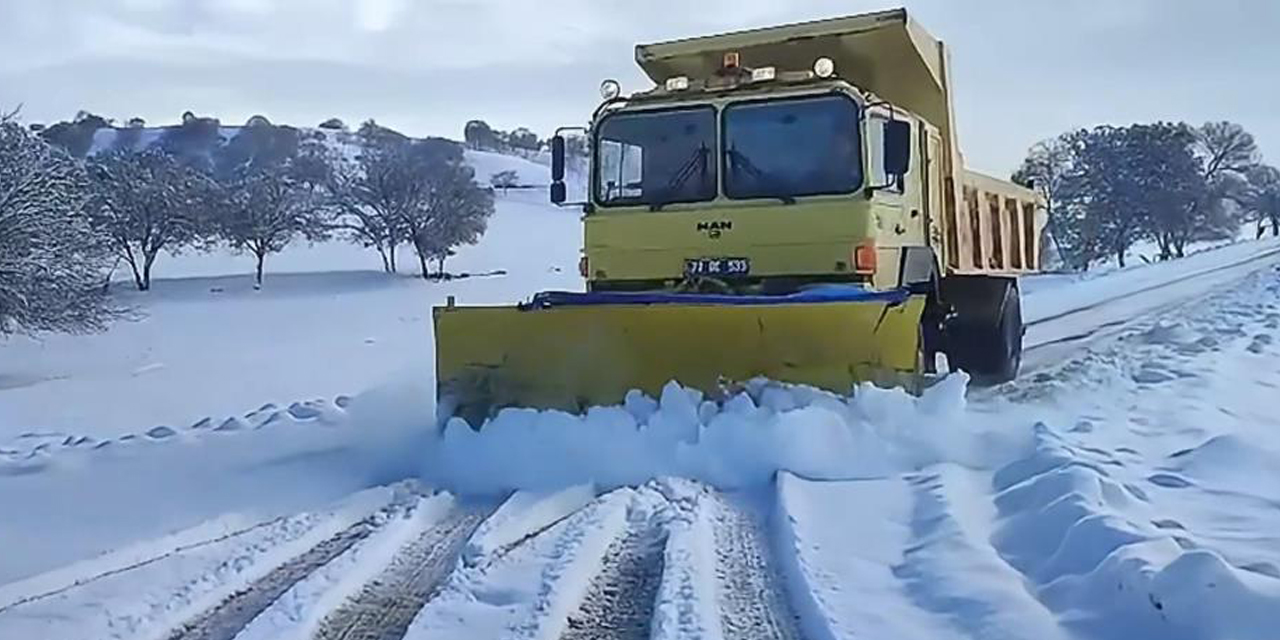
[553,9,1039,300]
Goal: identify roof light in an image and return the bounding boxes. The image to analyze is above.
[813,57,836,78]
[723,52,741,69]
[600,79,621,100]
[665,76,690,91]
[750,66,777,82]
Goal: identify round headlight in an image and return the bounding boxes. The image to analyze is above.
[600,79,622,100]
[813,57,836,78]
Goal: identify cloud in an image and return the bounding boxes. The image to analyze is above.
[0,0,1276,174]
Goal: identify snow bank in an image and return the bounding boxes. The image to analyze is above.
[649,479,725,640]
[0,392,429,585]
[462,484,597,567]
[421,374,1035,495]
[510,488,634,640]
[993,423,1280,640]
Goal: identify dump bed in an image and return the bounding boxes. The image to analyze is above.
[955,171,1042,274]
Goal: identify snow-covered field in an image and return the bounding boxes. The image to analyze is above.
[0,151,577,442]
[3,149,1280,639]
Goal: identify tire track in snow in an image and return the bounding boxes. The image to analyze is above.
[163,517,381,640]
[557,519,667,640]
[0,515,289,615]
[711,492,805,640]
[312,505,489,640]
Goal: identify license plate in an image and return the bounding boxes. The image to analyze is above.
[685,257,750,277]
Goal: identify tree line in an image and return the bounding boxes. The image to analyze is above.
[0,110,495,336]
[1015,121,1280,270]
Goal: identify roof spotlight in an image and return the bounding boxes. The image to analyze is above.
[813,57,836,78]
[600,79,622,100]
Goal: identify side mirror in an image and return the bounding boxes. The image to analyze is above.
[883,119,911,177]
[551,135,566,182]
[549,126,587,208]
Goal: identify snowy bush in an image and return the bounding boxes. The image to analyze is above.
[0,120,118,335]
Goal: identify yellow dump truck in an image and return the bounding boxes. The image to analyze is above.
[436,9,1043,425]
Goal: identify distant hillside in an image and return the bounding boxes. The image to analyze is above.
[34,113,551,188]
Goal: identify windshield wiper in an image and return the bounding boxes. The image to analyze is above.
[649,145,710,211]
[727,149,797,205]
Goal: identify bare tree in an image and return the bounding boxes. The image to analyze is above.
[404,160,494,278]
[216,163,328,287]
[1192,121,1260,239]
[0,120,118,335]
[324,133,461,274]
[490,169,518,194]
[86,149,211,291]
[324,142,408,273]
[1196,121,1259,182]
[1243,165,1280,238]
[1013,137,1079,269]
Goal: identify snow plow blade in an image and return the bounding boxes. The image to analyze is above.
[434,287,925,426]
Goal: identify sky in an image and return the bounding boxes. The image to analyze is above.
[1,0,1277,176]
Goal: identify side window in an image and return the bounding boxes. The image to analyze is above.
[867,114,905,194]
[597,139,644,201]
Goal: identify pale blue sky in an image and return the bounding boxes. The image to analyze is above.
[1,0,1277,176]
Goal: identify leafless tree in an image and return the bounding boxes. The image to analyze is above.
[215,163,328,287]
[0,119,118,335]
[86,149,212,291]
[324,142,409,273]
[324,132,470,275]
[1192,121,1260,239]
[490,169,519,194]
[1013,137,1078,268]
[1243,165,1280,238]
[405,160,494,278]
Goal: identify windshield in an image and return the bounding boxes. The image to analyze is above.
[594,107,716,207]
[723,94,863,200]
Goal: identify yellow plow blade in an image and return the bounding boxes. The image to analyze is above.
[434,294,925,426]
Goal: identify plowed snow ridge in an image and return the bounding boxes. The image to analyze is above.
[314,505,488,640]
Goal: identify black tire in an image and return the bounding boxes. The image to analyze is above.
[942,277,1022,385]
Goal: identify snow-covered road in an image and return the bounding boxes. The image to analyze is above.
[3,260,1280,639]
[1022,239,1280,372]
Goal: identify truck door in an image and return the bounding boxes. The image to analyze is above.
[924,130,946,261]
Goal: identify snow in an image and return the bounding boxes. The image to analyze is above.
[404,488,635,640]
[1022,235,1280,323]
[423,373,1028,495]
[463,484,597,566]
[649,479,724,640]
[5,148,1280,638]
[0,185,579,444]
[0,399,426,584]
[232,493,453,640]
[0,485,402,640]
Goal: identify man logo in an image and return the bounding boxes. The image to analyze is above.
[696,220,732,239]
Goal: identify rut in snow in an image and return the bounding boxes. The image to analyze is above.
[558,520,668,640]
[163,517,380,640]
[713,493,806,640]
[313,506,489,640]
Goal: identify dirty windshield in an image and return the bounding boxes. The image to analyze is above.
[594,107,716,207]
[723,94,863,199]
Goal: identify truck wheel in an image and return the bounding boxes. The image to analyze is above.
[941,276,1022,385]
